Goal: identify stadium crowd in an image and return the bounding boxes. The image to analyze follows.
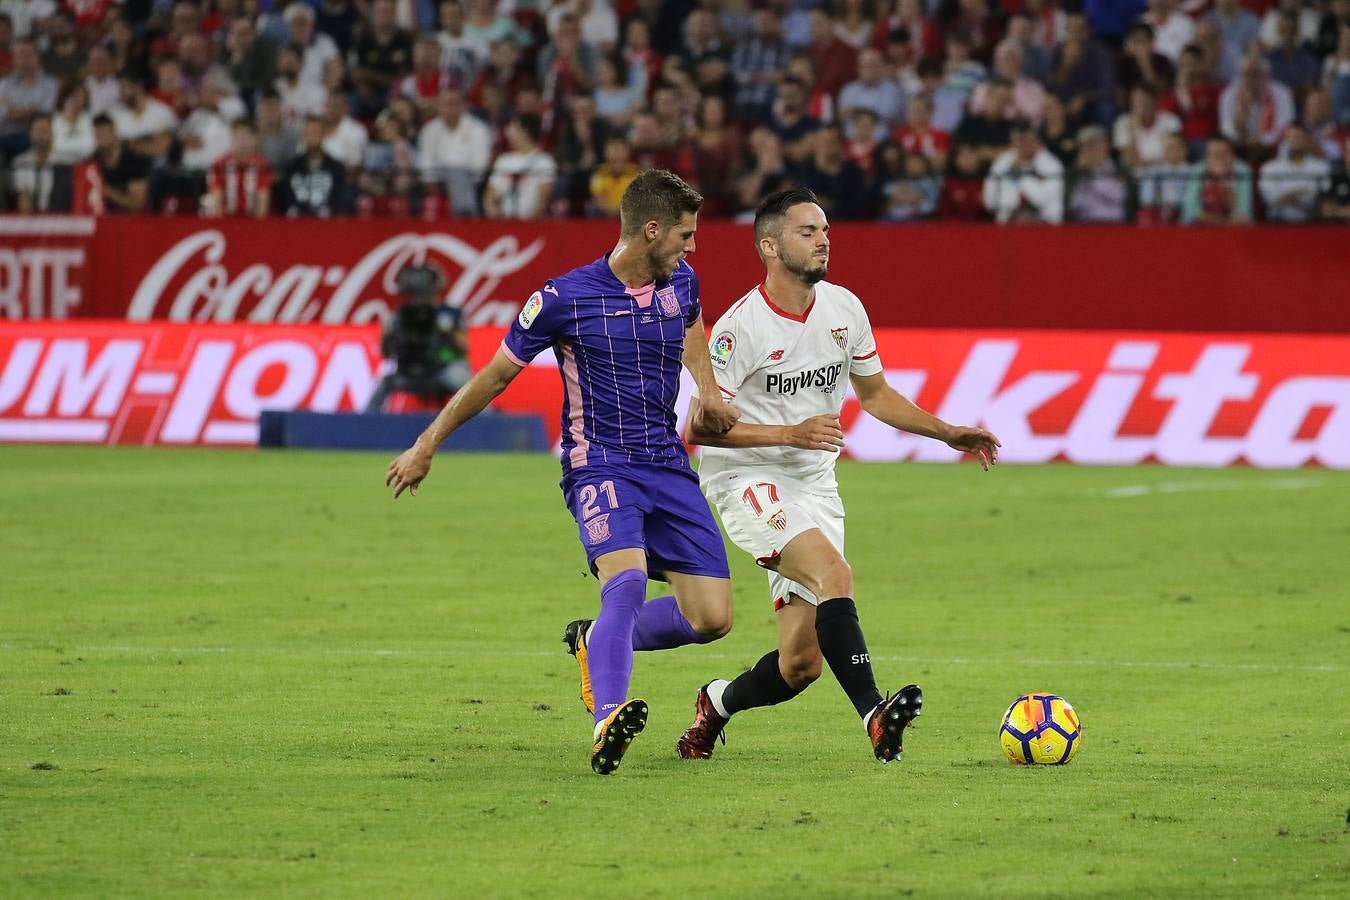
[2,0,1349,223]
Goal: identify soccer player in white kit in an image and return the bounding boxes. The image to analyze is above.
[677,188,1001,763]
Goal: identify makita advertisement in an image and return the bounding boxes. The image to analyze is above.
[4,217,1350,333]
[2,322,1346,468]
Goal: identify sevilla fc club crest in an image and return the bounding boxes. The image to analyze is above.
[831,327,849,351]
[657,286,680,318]
[767,510,788,532]
[585,513,611,545]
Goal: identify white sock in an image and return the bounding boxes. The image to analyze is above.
[706,679,732,719]
[862,701,880,734]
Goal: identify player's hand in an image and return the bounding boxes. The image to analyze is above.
[788,415,845,452]
[386,445,433,498]
[945,426,1001,471]
[699,396,742,434]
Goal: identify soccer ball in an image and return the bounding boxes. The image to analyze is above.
[999,693,1082,765]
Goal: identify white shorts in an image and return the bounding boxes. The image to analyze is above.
[708,476,845,611]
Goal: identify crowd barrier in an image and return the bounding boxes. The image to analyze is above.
[3,216,1350,333]
[2,321,1346,468]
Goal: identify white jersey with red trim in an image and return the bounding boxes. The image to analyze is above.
[697,280,883,493]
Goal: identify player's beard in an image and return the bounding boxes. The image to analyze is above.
[783,247,828,285]
[647,247,680,280]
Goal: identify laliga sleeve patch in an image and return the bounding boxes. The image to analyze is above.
[710,331,735,369]
[518,291,544,329]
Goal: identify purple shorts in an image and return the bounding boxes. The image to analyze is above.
[562,463,731,580]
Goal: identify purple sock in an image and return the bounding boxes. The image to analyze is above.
[587,568,647,726]
[632,595,708,651]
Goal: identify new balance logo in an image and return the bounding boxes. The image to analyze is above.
[768,349,785,361]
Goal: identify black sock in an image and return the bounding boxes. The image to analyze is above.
[815,597,883,718]
[722,650,803,715]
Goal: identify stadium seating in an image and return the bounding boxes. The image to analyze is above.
[1,0,1347,224]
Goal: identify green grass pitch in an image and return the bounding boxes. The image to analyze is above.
[2,446,1347,898]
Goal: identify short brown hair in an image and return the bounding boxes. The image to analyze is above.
[753,187,821,250]
[618,169,703,236]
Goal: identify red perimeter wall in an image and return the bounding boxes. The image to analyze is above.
[2,217,1347,333]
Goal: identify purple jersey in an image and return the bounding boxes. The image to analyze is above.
[502,255,701,475]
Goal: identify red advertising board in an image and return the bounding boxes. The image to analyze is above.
[3,321,1347,468]
[0,217,97,319]
[0,322,380,445]
[3,216,1350,333]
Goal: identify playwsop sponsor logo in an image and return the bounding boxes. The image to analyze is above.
[518,291,544,329]
[767,363,844,396]
[710,331,735,369]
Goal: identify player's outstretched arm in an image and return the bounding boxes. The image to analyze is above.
[850,371,1001,471]
[684,399,845,452]
[386,350,525,498]
[682,315,740,433]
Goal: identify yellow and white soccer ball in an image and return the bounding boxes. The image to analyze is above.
[999,693,1082,765]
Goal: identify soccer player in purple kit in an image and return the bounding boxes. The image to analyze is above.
[386,170,741,775]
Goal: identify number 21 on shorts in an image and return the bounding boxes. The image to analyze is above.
[579,480,619,519]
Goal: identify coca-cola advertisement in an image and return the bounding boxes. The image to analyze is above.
[3,322,1347,468]
[4,217,1350,333]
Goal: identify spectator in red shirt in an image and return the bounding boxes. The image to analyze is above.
[629,109,687,174]
[944,0,1005,64]
[873,0,944,61]
[844,107,885,176]
[621,16,660,98]
[150,56,189,119]
[62,0,117,37]
[148,1,203,62]
[206,119,272,218]
[785,53,837,125]
[538,12,597,117]
[1160,44,1221,149]
[689,93,742,217]
[1024,0,1066,53]
[938,142,992,219]
[467,38,532,112]
[397,35,451,118]
[0,14,13,78]
[806,9,859,98]
[894,93,951,170]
